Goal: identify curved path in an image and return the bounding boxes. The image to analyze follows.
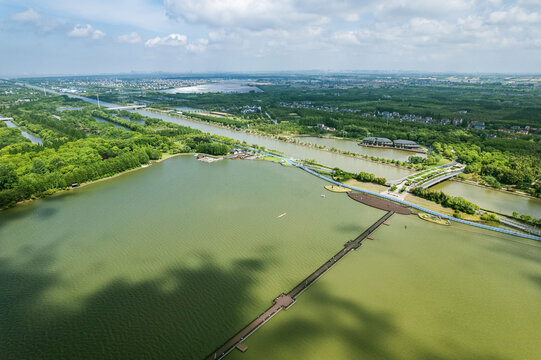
[228,143,540,242]
[293,162,541,241]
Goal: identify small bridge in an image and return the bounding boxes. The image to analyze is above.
[0,117,14,121]
[104,105,146,111]
[419,169,465,189]
[387,161,459,186]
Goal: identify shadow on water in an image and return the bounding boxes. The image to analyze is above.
[0,245,270,360]
[247,285,508,360]
[35,207,58,219]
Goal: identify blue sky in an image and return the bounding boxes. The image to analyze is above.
[1,0,540,76]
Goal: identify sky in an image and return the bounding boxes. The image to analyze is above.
[1,0,540,76]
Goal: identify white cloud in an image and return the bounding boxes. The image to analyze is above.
[489,6,541,24]
[164,0,328,30]
[11,8,60,31]
[145,33,188,47]
[92,30,106,40]
[12,8,41,22]
[117,32,142,44]
[68,24,106,39]
[13,0,172,32]
[186,38,209,53]
[344,13,360,22]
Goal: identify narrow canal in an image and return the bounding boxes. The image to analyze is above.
[4,119,43,145]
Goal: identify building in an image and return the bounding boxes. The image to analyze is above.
[393,139,420,149]
[316,123,336,131]
[361,137,393,146]
[470,121,485,130]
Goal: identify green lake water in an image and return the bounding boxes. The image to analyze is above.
[0,156,382,359]
[135,110,540,216]
[1,156,540,360]
[231,215,541,360]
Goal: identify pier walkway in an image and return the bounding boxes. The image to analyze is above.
[205,211,394,360]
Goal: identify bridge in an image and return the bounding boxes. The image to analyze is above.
[418,169,465,189]
[205,211,395,360]
[210,139,540,242]
[387,161,460,186]
[497,216,541,237]
[0,117,14,121]
[104,105,146,111]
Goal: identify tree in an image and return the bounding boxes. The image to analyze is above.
[31,158,48,174]
[0,163,18,190]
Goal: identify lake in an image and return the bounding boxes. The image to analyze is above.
[230,213,541,360]
[163,80,262,94]
[1,156,539,359]
[0,156,382,359]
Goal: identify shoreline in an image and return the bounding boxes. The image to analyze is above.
[147,108,419,172]
[0,152,191,212]
[449,178,541,202]
[163,110,539,203]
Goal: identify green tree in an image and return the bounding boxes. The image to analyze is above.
[0,163,18,190]
[31,158,48,174]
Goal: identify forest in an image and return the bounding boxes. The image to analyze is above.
[0,93,230,209]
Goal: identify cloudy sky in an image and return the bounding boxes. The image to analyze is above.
[1,0,540,76]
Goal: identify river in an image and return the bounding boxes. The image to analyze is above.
[1,156,539,359]
[26,84,541,216]
[295,136,426,162]
[431,181,541,217]
[135,110,412,180]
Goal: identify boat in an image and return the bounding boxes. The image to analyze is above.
[277,213,287,218]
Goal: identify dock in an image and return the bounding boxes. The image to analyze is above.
[205,211,394,360]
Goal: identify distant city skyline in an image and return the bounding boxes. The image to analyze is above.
[1,0,541,76]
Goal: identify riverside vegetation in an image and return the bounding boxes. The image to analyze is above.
[0,93,232,209]
[80,75,541,198]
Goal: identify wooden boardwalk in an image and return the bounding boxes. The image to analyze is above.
[205,211,394,360]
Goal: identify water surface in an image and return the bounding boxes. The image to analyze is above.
[0,157,380,359]
[231,214,541,360]
[135,110,413,180]
[432,180,541,217]
[297,136,426,162]
[4,120,43,145]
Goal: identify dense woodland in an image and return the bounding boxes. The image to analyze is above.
[0,92,230,208]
